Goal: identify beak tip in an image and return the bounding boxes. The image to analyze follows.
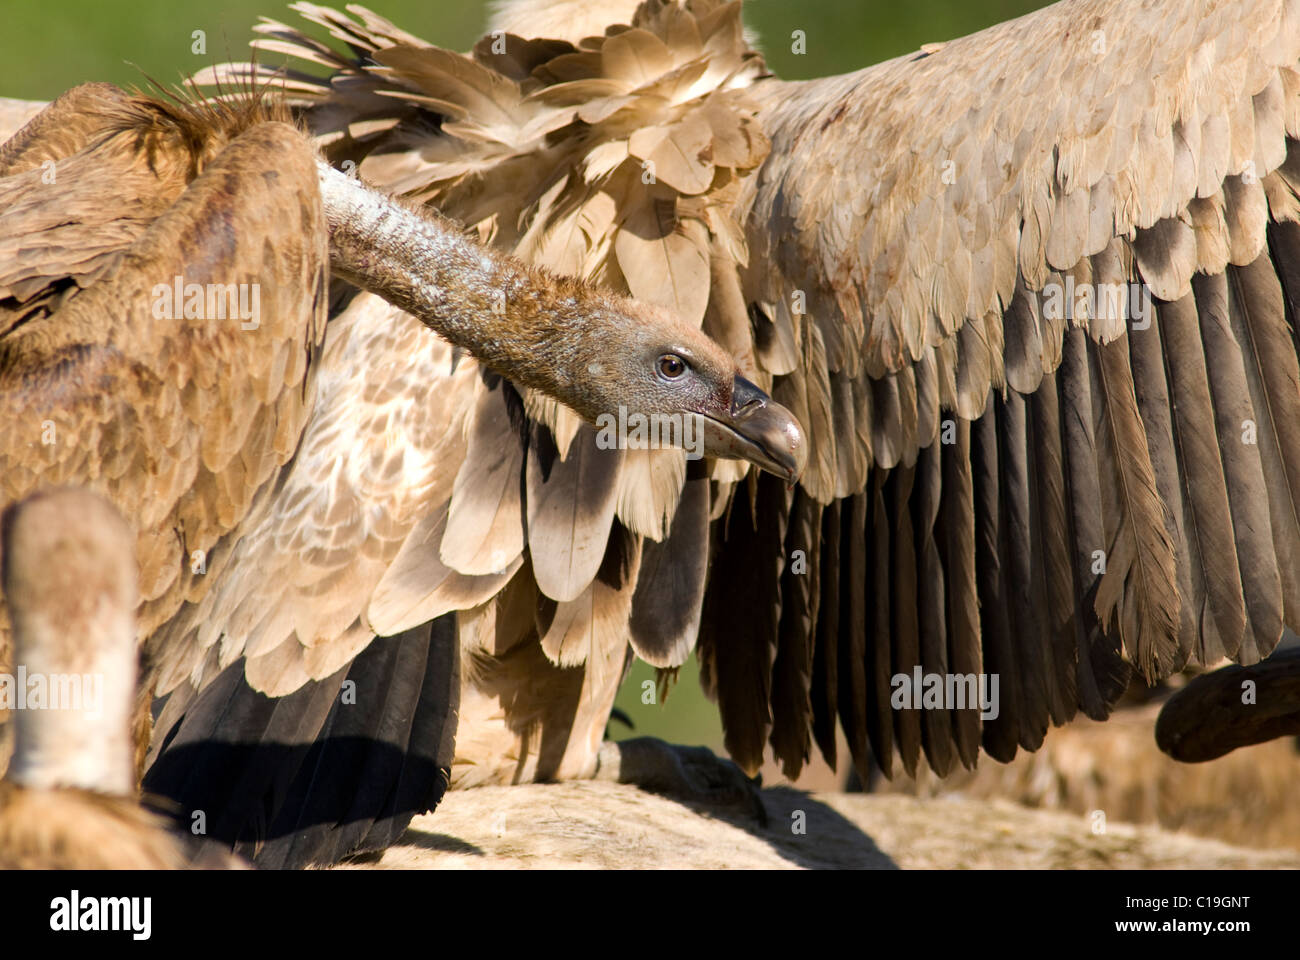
[706,374,810,483]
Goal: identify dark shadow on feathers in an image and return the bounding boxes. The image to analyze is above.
[143,616,460,869]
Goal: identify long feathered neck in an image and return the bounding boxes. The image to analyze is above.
[319,161,632,420]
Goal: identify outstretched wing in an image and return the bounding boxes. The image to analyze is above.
[188,0,1300,790]
[713,0,1300,778]
[145,289,483,696]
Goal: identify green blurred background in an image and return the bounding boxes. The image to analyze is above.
[0,0,1048,773]
[1,0,1048,96]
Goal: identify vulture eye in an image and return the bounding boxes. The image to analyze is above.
[657,354,688,380]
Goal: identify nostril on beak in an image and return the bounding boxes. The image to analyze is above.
[730,374,768,418]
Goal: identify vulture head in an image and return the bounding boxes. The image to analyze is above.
[320,163,808,482]
[544,292,807,482]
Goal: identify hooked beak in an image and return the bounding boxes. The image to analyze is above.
[701,375,808,483]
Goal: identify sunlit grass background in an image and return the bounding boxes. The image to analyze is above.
[1,0,1048,95]
[0,0,1048,774]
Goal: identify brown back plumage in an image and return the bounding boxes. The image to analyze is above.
[0,81,330,717]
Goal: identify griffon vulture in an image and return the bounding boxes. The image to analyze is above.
[154,0,1300,850]
[0,74,801,863]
